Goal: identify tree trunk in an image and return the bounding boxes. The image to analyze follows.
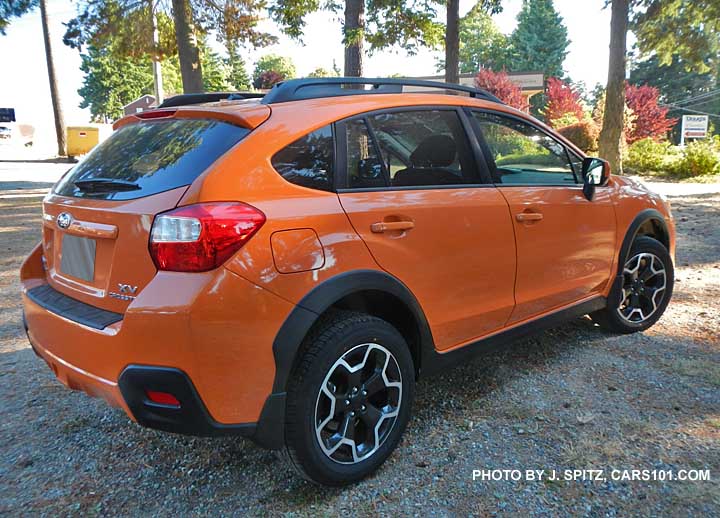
[171,0,203,93]
[344,0,364,77]
[445,0,460,85]
[39,0,66,157]
[150,4,164,103]
[598,0,629,174]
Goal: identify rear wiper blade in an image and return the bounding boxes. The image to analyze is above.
[73,178,141,192]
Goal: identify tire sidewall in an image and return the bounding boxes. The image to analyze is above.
[287,317,415,485]
[608,236,674,332]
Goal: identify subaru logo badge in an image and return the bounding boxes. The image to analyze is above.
[56,212,72,229]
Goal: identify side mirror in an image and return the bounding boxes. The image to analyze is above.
[581,157,610,201]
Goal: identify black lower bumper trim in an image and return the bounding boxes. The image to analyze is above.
[27,284,122,330]
[118,365,256,438]
[118,365,286,449]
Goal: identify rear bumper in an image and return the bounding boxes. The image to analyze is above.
[20,243,293,448]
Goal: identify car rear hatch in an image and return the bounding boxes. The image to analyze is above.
[40,103,270,315]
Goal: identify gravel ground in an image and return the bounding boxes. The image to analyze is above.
[0,192,718,517]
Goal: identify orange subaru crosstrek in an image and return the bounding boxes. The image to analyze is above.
[20,78,675,485]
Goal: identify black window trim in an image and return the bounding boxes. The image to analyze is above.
[335,105,495,193]
[466,107,593,189]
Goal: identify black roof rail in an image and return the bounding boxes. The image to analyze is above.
[260,77,504,105]
[157,92,264,109]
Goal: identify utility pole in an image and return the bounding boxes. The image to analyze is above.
[39,0,66,156]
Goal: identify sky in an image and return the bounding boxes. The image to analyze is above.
[0,0,625,150]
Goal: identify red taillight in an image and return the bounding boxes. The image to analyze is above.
[136,109,176,119]
[145,390,180,406]
[149,202,266,272]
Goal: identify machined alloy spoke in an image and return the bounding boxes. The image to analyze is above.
[617,252,667,324]
[314,343,403,465]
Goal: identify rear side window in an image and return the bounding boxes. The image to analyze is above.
[271,126,334,191]
[54,119,249,200]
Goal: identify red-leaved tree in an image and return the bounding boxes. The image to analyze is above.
[475,69,528,111]
[254,70,285,90]
[624,83,677,143]
[544,77,584,127]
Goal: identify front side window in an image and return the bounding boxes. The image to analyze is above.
[472,112,578,185]
[367,110,477,187]
[271,125,334,191]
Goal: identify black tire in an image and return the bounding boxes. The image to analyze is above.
[591,236,674,334]
[283,311,415,486]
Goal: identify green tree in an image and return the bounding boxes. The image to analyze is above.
[0,0,36,34]
[307,67,340,78]
[226,43,251,90]
[78,42,184,121]
[633,0,720,73]
[509,0,568,77]
[201,46,232,92]
[444,0,502,83]
[440,3,509,74]
[65,0,273,93]
[252,54,296,85]
[270,0,443,77]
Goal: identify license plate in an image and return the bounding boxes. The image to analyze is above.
[60,234,96,282]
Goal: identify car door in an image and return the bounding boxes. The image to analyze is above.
[469,110,617,325]
[336,107,517,351]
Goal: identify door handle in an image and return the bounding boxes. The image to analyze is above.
[515,212,543,222]
[370,221,415,233]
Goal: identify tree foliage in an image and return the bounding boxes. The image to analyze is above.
[633,0,720,73]
[270,0,444,76]
[451,3,509,74]
[624,83,677,143]
[252,54,296,88]
[78,44,173,122]
[509,0,569,78]
[543,77,584,128]
[0,0,37,34]
[475,68,527,111]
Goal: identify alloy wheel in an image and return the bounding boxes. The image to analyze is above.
[314,343,402,464]
[617,252,667,323]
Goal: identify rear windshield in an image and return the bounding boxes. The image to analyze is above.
[54,119,249,200]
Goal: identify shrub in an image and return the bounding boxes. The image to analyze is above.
[475,68,528,111]
[557,120,600,153]
[544,77,584,128]
[670,140,720,178]
[625,138,670,173]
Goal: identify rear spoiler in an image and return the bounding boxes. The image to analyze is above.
[113,103,271,131]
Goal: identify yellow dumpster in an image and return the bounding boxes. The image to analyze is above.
[67,126,100,158]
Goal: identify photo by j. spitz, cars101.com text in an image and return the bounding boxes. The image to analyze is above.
[20,78,675,486]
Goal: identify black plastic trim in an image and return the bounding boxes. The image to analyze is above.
[271,270,434,393]
[26,284,123,330]
[420,296,607,377]
[261,77,504,105]
[617,209,670,270]
[118,365,257,437]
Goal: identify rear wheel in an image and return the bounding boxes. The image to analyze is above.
[283,311,414,486]
[592,236,674,333]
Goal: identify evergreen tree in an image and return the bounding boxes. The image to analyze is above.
[509,0,569,78]
[226,44,251,90]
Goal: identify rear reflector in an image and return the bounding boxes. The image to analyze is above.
[149,202,266,272]
[145,390,180,406]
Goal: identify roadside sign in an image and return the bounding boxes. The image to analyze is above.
[0,108,15,122]
[680,115,709,146]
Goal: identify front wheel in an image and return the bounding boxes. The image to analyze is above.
[283,311,415,486]
[592,236,674,333]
